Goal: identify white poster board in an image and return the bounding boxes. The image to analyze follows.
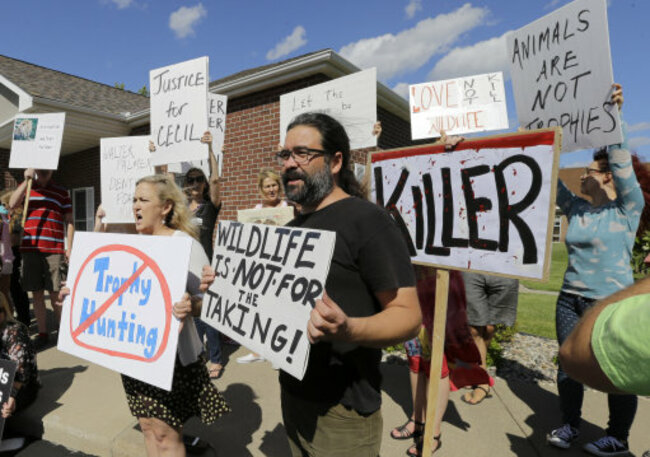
[167,92,227,177]
[9,113,66,170]
[100,136,154,224]
[409,72,508,140]
[370,129,561,280]
[150,56,209,166]
[507,0,621,153]
[58,232,191,391]
[280,68,377,150]
[237,207,295,226]
[202,221,336,379]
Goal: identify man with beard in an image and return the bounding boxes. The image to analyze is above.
[277,112,421,456]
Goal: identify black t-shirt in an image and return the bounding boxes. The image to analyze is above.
[195,201,221,260]
[280,197,415,414]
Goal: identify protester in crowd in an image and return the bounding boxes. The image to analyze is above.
[559,274,650,396]
[61,174,229,456]
[0,191,30,327]
[0,291,39,452]
[546,84,644,457]
[9,169,74,348]
[202,112,421,456]
[255,168,288,209]
[460,272,517,404]
[391,267,459,457]
[184,131,225,379]
[149,132,225,377]
[236,168,289,365]
[0,193,14,316]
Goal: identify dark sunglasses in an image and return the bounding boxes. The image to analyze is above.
[186,175,206,185]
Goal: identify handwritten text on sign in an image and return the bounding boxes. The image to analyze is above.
[410,72,508,140]
[9,112,66,170]
[371,130,560,280]
[202,221,335,380]
[0,360,17,438]
[100,136,153,224]
[58,232,191,391]
[150,56,209,166]
[279,68,377,150]
[507,0,621,152]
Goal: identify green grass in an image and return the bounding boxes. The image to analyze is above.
[521,242,568,292]
[515,292,557,339]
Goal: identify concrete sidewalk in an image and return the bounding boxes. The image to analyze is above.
[9,343,650,456]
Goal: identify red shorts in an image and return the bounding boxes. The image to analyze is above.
[407,353,449,379]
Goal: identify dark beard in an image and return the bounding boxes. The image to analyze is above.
[282,165,334,207]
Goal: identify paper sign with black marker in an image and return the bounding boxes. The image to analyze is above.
[100,136,154,224]
[370,128,561,280]
[0,359,17,439]
[9,112,66,170]
[150,56,209,166]
[507,0,621,153]
[202,221,336,380]
[58,232,191,391]
[279,68,377,150]
[409,72,509,140]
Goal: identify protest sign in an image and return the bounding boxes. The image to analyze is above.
[0,359,17,438]
[167,92,227,177]
[371,128,561,280]
[9,112,66,170]
[507,0,621,153]
[202,221,336,379]
[237,207,295,226]
[209,93,227,176]
[280,68,377,150]
[100,136,153,224]
[409,72,508,140]
[150,56,209,166]
[58,232,191,391]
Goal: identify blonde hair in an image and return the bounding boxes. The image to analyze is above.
[257,168,283,200]
[135,174,198,239]
[0,190,12,207]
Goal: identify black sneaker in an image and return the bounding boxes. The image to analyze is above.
[583,436,630,457]
[546,424,579,449]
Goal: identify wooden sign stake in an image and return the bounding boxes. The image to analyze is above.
[422,269,449,456]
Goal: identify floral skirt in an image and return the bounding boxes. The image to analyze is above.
[122,355,230,428]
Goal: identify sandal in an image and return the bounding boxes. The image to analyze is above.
[390,418,424,440]
[407,434,441,457]
[461,385,492,405]
[208,363,223,379]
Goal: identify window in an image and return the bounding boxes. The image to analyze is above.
[72,187,95,232]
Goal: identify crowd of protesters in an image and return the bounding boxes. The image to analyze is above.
[0,85,648,457]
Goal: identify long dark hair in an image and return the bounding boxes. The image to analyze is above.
[287,112,364,198]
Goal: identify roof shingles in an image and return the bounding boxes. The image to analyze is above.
[0,54,149,116]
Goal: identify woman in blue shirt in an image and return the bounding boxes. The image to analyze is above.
[547,85,645,457]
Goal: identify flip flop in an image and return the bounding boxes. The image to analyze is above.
[407,434,441,457]
[390,418,424,440]
[208,364,223,379]
[461,386,492,405]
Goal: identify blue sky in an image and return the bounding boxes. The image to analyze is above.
[1,0,648,167]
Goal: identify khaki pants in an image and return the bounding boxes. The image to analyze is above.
[281,389,382,457]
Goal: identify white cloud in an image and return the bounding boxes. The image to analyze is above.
[628,122,650,133]
[169,3,207,39]
[629,136,650,150]
[544,0,562,10]
[110,0,133,8]
[428,31,511,81]
[339,3,489,81]
[392,82,410,100]
[266,26,307,61]
[405,0,422,19]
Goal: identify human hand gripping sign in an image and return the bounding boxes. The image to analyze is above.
[307,291,351,344]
